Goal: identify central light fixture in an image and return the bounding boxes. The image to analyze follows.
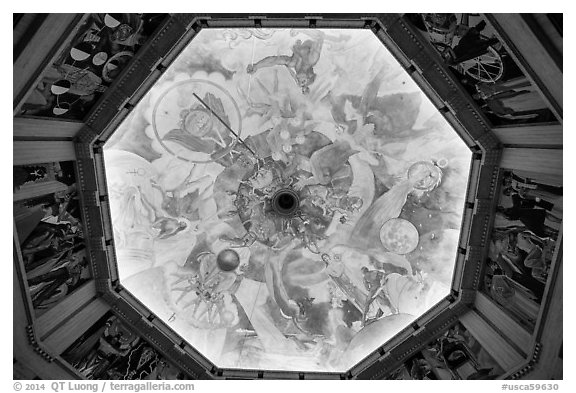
[271,188,300,216]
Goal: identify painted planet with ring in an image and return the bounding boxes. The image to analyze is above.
[407,161,442,191]
[379,218,419,255]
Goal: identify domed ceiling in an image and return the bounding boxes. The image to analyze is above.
[102,27,472,373]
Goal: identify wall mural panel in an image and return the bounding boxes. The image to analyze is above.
[386,322,504,380]
[14,161,89,317]
[481,169,562,332]
[18,14,167,120]
[404,14,559,126]
[61,313,186,380]
[103,28,472,372]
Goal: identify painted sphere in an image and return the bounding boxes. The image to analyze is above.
[379,218,419,255]
[216,249,241,272]
[407,161,442,191]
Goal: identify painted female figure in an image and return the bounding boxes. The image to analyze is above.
[247,30,325,94]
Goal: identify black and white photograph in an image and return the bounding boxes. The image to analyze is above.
[11,9,564,387]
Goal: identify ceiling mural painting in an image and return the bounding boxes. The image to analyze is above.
[103,28,472,372]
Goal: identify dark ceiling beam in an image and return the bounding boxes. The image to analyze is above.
[460,310,525,370]
[34,281,99,340]
[13,14,46,58]
[41,297,110,355]
[492,124,562,147]
[14,117,83,140]
[474,292,532,356]
[13,140,76,165]
[500,147,563,185]
[522,14,562,71]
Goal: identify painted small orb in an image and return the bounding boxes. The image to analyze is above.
[92,52,108,66]
[379,218,419,255]
[216,249,240,272]
[436,157,449,168]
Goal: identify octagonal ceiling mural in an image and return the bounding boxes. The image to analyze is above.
[103,27,472,373]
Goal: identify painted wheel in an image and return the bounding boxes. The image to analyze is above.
[461,46,504,83]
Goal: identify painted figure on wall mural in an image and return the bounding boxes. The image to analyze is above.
[62,314,185,380]
[26,244,89,310]
[482,169,561,332]
[404,13,558,125]
[475,76,552,121]
[104,28,472,372]
[19,14,166,119]
[387,322,504,380]
[14,161,89,317]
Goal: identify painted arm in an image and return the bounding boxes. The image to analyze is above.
[247,55,293,73]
